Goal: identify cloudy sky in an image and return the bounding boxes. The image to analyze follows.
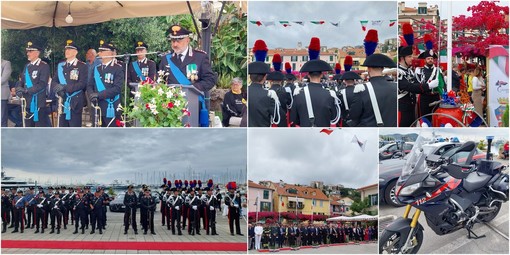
[380,128,509,144]
[248,128,378,189]
[1,129,247,186]
[248,1,397,48]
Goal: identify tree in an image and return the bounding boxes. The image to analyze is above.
[453,1,509,59]
[350,198,370,216]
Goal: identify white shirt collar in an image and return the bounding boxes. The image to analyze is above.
[138,57,147,64]
[67,58,77,66]
[30,58,41,65]
[103,59,114,67]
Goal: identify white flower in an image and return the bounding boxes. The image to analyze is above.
[165,72,170,76]
[133,106,139,111]
[179,90,186,97]
[158,70,165,76]
[150,98,156,104]
[157,78,164,84]
[157,88,164,96]
[116,104,124,112]
[133,91,141,98]
[175,100,181,107]
[166,91,173,98]
[151,109,159,115]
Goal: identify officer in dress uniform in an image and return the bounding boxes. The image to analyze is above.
[58,186,70,229]
[203,180,218,235]
[267,54,291,127]
[181,181,189,230]
[127,41,157,83]
[164,186,172,229]
[51,40,88,127]
[72,188,88,234]
[196,182,206,230]
[12,190,26,233]
[347,53,398,127]
[248,40,280,127]
[140,188,156,235]
[338,71,362,126]
[415,46,442,123]
[187,186,201,235]
[7,188,16,229]
[49,191,64,234]
[397,46,437,127]
[224,182,243,236]
[2,189,11,233]
[159,25,217,92]
[34,191,46,233]
[67,187,75,226]
[168,185,183,235]
[87,40,124,127]
[25,186,36,229]
[290,37,340,127]
[89,189,104,234]
[159,182,168,227]
[43,186,55,230]
[123,185,138,235]
[15,42,51,127]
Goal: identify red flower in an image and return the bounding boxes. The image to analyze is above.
[167,102,174,109]
[182,108,190,116]
[145,103,150,109]
[115,119,124,127]
[184,123,191,128]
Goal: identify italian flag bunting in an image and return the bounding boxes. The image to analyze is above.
[310,21,325,25]
[389,19,397,27]
[250,20,262,26]
[360,20,368,31]
[280,21,291,27]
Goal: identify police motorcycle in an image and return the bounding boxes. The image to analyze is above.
[379,134,509,254]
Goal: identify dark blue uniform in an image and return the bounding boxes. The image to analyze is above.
[16,58,51,127]
[127,58,156,83]
[167,194,183,235]
[86,60,123,127]
[123,191,138,234]
[248,83,277,127]
[89,195,104,234]
[140,194,156,234]
[290,83,338,127]
[72,194,88,234]
[51,59,88,127]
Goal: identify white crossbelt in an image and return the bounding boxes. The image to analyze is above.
[365,82,384,126]
[341,89,349,111]
[303,85,315,127]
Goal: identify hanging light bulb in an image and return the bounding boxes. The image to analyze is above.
[65,2,73,24]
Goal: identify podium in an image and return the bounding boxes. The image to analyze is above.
[129,83,204,127]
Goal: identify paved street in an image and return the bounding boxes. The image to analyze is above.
[2,207,247,254]
[379,158,509,254]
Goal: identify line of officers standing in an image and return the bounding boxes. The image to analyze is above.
[1,186,111,235]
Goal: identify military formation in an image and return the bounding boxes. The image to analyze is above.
[249,222,377,250]
[10,24,216,127]
[248,29,398,128]
[1,180,243,237]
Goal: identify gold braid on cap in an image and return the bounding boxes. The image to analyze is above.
[66,39,73,46]
[172,25,181,35]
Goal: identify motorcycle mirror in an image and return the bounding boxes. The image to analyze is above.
[454,141,476,153]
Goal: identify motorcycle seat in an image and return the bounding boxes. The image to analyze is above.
[463,172,492,192]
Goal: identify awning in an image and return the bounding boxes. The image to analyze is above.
[1,1,201,29]
[287,197,304,202]
[326,214,378,222]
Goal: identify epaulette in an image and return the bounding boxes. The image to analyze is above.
[353,84,366,93]
[194,49,207,54]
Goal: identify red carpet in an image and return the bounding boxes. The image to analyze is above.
[2,240,247,251]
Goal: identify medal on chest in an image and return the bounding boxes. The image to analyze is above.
[186,64,198,82]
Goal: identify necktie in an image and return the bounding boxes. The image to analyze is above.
[176,54,183,65]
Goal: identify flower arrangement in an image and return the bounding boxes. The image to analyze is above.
[127,71,190,127]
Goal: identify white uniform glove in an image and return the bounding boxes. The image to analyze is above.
[174,206,180,210]
[234,204,239,208]
[192,205,198,210]
[427,78,439,89]
[62,201,65,205]
[210,206,215,211]
[37,204,43,208]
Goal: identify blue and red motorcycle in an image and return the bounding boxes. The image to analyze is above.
[379,135,509,254]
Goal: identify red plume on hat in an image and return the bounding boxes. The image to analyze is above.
[163,178,167,185]
[334,63,341,74]
[167,181,171,188]
[207,179,213,188]
[227,182,237,190]
[285,62,292,74]
[402,23,414,46]
[253,40,268,62]
[363,29,378,56]
[197,180,202,188]
[174,180,179,188]
[308,37,321,60]
[344,56,353,72]
[272,54,282,71]
[184,180,189,188]
[423,34,433,50]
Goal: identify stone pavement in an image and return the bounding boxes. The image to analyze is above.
[1,209,247,254]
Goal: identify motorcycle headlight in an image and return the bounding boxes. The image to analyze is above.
[399,183,421,196]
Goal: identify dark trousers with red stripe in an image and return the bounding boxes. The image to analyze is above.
[51,208,63,230]
[171,208,182,235]
[35,208,45,230]
[188,208,199,235]
[160,201,166,226]
[206,207,217,235]
[13,207,25,231]
[228,207,241,234]
[165,207,171,229]
[181,205,188,229]
[2,209,11,228]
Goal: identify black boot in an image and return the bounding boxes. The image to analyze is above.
[11,228,18,233]
[124,229,127,235]
[50,228,55,234]
[99,229,102,234]
[73,228,78,234]
[41,228,44,233]
[151,231,156,235]
[144,230,147,235]
[81,228,85,234]
[2,223,6,233]
[134,230,138,235]
[35,228,39,234]
[57,228,60,234]
[90,228,95,234]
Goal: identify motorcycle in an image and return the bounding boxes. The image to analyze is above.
[379,135,509,254]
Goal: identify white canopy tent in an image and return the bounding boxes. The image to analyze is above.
[326,214,378,222]
[1,1,201,30]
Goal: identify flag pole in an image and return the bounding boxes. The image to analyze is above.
[447,1,453,92]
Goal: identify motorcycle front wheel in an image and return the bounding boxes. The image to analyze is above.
[479,201,502,222]
[379,228,423,254]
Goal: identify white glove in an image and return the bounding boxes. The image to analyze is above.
[210,206,215,211]
[37,204,43,208]
[234,204,239,208]
[62,201,65,205]
[174,206,180,210]
[427,78,439,89]
[53,206,58,209]
[192,205,198,210]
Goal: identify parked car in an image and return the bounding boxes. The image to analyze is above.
[379,142,414,160]
[109,192,125,212]
[379,141,482,207]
